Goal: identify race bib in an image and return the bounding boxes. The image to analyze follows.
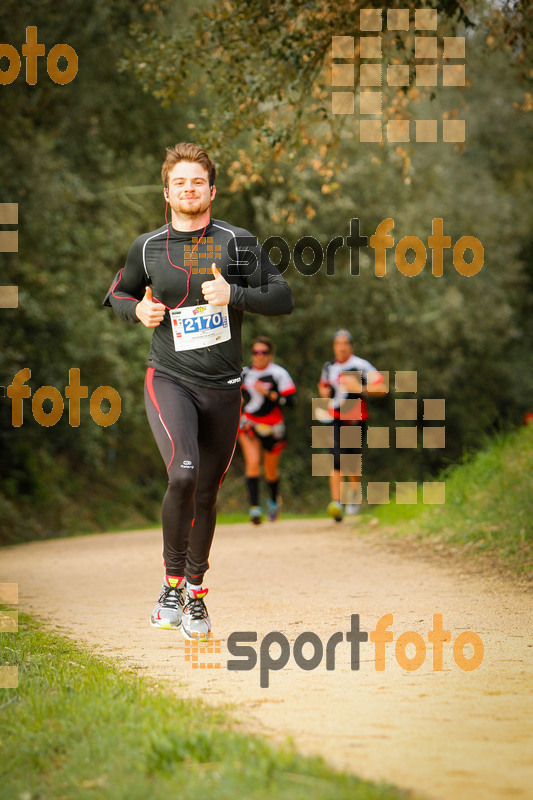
[170,304,231,352]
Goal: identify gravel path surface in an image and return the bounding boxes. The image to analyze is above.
[2,518,532,800]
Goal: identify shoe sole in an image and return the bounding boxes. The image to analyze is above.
[150,619,182,630]
[180,625,211,642]
[327,507,343,522]
[250,516,262,525]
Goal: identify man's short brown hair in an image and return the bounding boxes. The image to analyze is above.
[252,335,273,353]
[161,143,217,188]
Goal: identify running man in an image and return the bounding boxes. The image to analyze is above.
[239,336,296,524]
[318,329,386,522]
[104,143,294,639]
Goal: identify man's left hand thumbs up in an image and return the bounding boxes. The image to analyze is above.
[201,264,230,306]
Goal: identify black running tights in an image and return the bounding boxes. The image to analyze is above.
[144,367,241,584]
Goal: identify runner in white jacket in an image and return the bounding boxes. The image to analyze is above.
[239,336,296,524]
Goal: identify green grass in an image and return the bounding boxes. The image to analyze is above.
[0,614,412,800]
[85,510,328,534]
[363,425,533,573]
[216,510,328,525]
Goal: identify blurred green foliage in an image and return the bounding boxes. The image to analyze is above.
[0,0,531,542]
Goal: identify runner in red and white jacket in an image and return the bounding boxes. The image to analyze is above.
[239,336,296,523]
[318,329,386,521]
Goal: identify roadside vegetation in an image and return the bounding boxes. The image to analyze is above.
[362,425,533,575]
[0,614,412,800]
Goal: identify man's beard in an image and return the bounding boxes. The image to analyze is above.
[175,195,211,218]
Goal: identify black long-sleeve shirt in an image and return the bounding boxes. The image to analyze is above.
[103,218,294,388]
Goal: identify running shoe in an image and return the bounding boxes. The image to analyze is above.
[249,506,263,525]
[267,499,281,521]
[181,588,211,641]
[345,503,361,516]
[327,500,344,523]
[150,576,185,630]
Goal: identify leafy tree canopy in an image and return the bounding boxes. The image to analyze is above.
[123,0,532,171]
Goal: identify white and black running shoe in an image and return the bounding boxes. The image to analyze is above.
[181,588,212,641]
[150,576,185,630]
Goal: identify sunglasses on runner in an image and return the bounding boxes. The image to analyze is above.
[252,348,270,355]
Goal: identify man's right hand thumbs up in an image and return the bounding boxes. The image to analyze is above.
[135,285,166,328]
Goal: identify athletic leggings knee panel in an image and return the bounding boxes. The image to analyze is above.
[167,468,197,495]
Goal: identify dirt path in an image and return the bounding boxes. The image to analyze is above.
[2,519,532,800]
